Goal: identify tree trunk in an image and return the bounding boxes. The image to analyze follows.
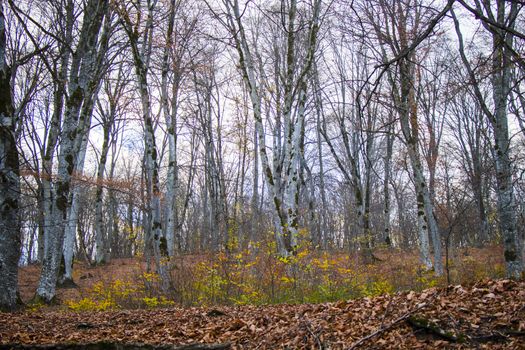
[383,123,394,246]
[491,1,523,278]
[396,55,433,271]
[118,0,170,290]
[224,0,321,256]
[36,0,108,302]
[452,3,524,278]
[0,1,22,310]
[95,123,111,264]
[61,130,89,285]
[160,0,180,257]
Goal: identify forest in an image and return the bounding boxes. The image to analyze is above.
[0,0,525,348]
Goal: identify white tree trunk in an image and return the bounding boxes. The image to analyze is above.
[36,0,108,302]
[405,143,433,270]
[397,57,434,271]
[224,0,321,255]
[491,1,523,278]
[94,125,110,264]
[62,130,89,283]
[160,0,178,257]
[452,3,524,278]
[119,0,170,290]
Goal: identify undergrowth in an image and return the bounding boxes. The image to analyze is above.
[66,273,175,311]
[64,235,505,311]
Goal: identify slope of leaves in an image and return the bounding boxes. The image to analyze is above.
[2,279,524,349]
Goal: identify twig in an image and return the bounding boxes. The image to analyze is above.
[379,298,394,329]
[473,329,525,341]
[347,302,430,350]
[302,318,323,349]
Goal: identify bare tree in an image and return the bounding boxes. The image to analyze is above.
[115,0,170,290]
[212,0,323,255]
[159,0,198,256]
[93,63,129,264]
[360,0,444,274]
[33,0,110,302]
[447,80,492,245]
[452,1,524,278]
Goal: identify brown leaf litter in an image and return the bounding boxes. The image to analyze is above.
[1,279,524,349]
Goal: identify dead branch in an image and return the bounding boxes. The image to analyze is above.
[347,302,430,350]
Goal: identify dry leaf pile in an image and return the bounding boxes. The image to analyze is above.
[1,279,524,349]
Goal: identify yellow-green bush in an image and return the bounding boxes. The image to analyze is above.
[413,267,440,291]
[66,297,115,312]
[65,276,175,311]
[173,240,504,307]
[142,296,175,308]
[359,279,394,297]
[65,232,505,309]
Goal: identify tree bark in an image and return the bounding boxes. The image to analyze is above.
[452,3,524,278]
[223,0,321,256]
[94,121,111,264]
[0,0,22,310]
[36,0,108,302]
[117,0,170,290]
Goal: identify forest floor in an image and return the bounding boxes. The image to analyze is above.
[2,248,525,349]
